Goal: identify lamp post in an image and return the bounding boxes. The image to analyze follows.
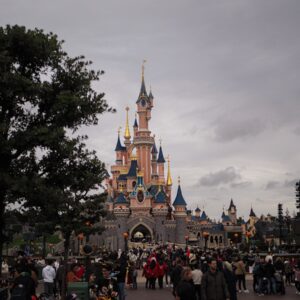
[123,232,129,252]
[203,231,209,251]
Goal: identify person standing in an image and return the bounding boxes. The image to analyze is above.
[171,258,183,297]
[42,259,56,299]
[176,267,196,300]
[223,261,237,300]
[201,258,230,300]
[233,257,249,293]
[192,264,203,300]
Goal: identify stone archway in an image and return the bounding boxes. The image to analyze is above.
[130,223,153,243]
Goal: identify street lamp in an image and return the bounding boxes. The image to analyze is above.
[203,232,210,251]
[123,232,129,252]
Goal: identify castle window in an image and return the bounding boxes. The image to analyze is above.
[132,181,136,188]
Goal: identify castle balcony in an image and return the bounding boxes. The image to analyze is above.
[133,135,154,146]
[111,165,128,174]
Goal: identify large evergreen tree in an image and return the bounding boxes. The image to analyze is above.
[0,25,113,277]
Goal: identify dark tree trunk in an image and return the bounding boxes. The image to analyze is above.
[61,233,70,300]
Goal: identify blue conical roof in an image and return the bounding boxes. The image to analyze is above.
[137,76,148,103]
[155,190,166,203]
[157,146,165,163]
[127,159,138,177]
[133,117,138,128]
[115,135,126,152]
[149,90,154,100]
[173,185,187,206]
[115,192,127,204]
[195,207,201,212]
[200,211,207,220]
[151,142,158,154]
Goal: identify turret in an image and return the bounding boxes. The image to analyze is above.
[173,177,187,213]
[151,137,158,182]
[157,142,166,184]
[173,177,188,245]
[115,128,126,165]
[195,207,201,218]
[136,61,151,130]
[133,113,138,137]
[228,198,237,224]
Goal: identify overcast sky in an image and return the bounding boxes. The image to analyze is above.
[2,0,300,220]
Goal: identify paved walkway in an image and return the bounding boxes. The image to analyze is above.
[127,274,300,300]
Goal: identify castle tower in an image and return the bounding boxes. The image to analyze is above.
[228,199,237,224]
[157,143,166,184]
[173,177,188,245]
[151,137,158,183]
[195,207,201,218]
[133,114,138,137]
[134,62,153,184]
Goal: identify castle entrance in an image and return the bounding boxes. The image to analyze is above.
[130,224,152,243]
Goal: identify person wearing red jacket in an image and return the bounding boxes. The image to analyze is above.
[148,257,159,290]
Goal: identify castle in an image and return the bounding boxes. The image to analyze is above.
[95,65,248,251]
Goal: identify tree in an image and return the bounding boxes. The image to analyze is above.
[0,25,114,275]
[21,137,108,298]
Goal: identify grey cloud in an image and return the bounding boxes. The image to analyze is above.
[265,181,281,190]
[198,167,241,187]
[231,181,252,189]
[284,179,299,188]
[294,127,300,136]
[213,118,266,142]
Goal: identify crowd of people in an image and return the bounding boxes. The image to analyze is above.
[1,246,300,300]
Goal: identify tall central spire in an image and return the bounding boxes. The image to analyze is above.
[137,60,148,100]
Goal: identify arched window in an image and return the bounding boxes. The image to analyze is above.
[132,181,136,188]
[219,236,223,244]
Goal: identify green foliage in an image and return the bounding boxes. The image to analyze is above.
[0,25,113,276]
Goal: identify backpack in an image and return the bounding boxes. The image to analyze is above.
[10,283,28,300]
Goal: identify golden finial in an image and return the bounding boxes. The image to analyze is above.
[119,185,123,192]
[124,107,131,139]
[142,59,147,80]
[167,155,172,186]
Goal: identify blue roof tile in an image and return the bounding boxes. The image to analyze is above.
[115,192,127,204]
[127,160,138,177]
[173,185,187,206]
[115,135,126,152]
[157,146,165,163]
